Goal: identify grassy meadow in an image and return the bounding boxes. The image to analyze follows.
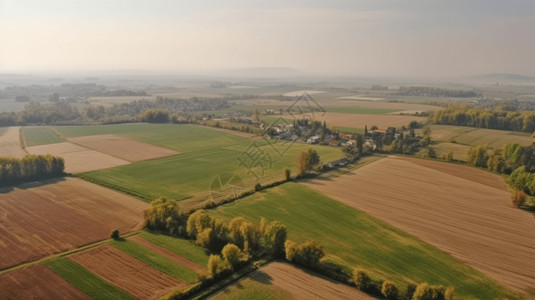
[210,182,516,300]
[22,127,64,146]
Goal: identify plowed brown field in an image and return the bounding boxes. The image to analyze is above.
[26,142,129,173]
[129,235,206,274]
[69,245,186,300]
[0,126,26,158]
[0,177,147,270]
[68,134,179,162]
[0,265,90,299]
[305,156,535,293]
[212,262,373,300]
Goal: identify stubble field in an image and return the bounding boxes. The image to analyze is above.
[0,177,148,270]
[305,156,535,293]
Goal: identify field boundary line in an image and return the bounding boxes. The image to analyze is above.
[0,230,143,275]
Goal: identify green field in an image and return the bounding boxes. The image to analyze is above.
[428,142,470,162]
[210,277,293,300]
[210,183,516,300]
[333,126,365,134]
[68,124,343,202]
[140,231,209,266]
[22,127,64,146]
[418,125,534,148]
[110,239,199,283]
[324,107,399,115]
[46,257,134,300]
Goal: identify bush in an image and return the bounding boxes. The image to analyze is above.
[284,239,324,268]
[412,283,446,300]
[110,229,120,240]
[444,287,455,300]
[284,167,291,181]
[403,283,416,300]
[382,280,399,300]
[511,189,527,208]
[353,268,372,291]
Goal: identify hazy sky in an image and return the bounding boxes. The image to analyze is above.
[1,0,534,77]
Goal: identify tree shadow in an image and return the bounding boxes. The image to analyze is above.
[249,270,273,285]
[0,176,67,194]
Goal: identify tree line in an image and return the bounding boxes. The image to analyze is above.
[398,86,478,98]
[0,155,65,186]
[467,143,535,208]
[429,103,535,132]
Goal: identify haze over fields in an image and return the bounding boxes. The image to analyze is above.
[1,0,535,78]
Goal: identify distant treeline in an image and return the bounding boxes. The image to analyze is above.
[429,104,535,132]
[398,86,478,98]
[0,155,65,186]
[0,102,81,126]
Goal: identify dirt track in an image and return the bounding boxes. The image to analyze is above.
[0,126,26,158]
[68,134,179,162]
[0,265,90,299]
[212,262,373,300]
[26,142,130,173]
[129,235,206,274]
[70,245,186,300]
[305,156,535,293]
[0,177,148,270]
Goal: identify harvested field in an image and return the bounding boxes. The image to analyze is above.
[0,265,90,300]
[305,156,535,293]
[68,134,179,162]
[0,177,147,270]
[212,262,373,300]
[26,142,129,173]
[129,235,206,274]
[294,112,426,129]
[0,126,26,158]
[70,245,186,300]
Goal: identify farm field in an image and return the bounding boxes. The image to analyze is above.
[47,257,135,300]
[110,239,199,283]
[26,142,130,173]
[0,177,147,270]
[73,124,343,202]
[22,126,64,146]
[210,183,515,299]
[427,142,470,162]
[0,265,91,300]
[69,244,187,300]
[305,156,535,294]
[68,134,179,162]
[0,126,26,158]
[139,231,210,267]
[420,125,534,148]
[324,107,399,115]
[129,235,206,274]
[211,262,373,300]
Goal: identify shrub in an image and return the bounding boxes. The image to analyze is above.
[284,240,324,267]
[110,229,120,240]
[284,240,299,261]
[353,268,372,291]
[284,167,291,181]
[412,283,446,300]
[382,280,399,300]
[511,189,527,208]
[403,283,417,300]
[254,183,262,191]
[444,287,455,300]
